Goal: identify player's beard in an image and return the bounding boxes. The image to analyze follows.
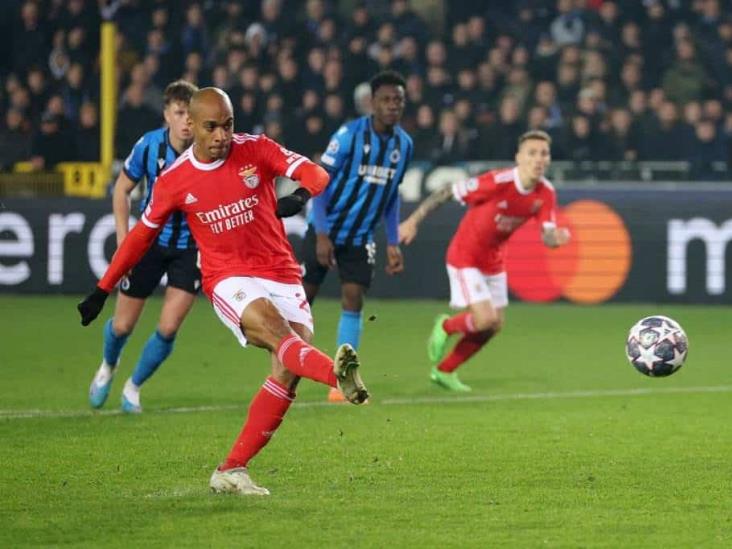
[209,142,230,159]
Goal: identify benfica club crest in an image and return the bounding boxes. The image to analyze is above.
[239,165,260,189]
[531,199,543,214]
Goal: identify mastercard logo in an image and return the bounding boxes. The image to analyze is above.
[505,200,632,304]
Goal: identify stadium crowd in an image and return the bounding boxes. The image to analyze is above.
[1,0,732,179]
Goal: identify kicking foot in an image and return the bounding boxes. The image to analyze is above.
[334,344,369,404]
[209,467,270,496]
[427,314,451,364]
[430,367,471,392]
[120,378,142,414]
[89,361,115,409]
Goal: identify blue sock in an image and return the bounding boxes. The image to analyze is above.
[337,310,362,350]
[103,319,129,367]
[131,330,176,387]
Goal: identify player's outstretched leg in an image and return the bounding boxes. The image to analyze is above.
[334,343,369,404]
[89,319,129,408]
[427,313,451,364]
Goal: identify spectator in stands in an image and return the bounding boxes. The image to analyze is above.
[592,0,621,46]
[478,95,523,160]
[702,98,724,127]
[182,51,204,86]
[180,3,208,58]
[534,80,564,129]
[526,105,549,132]
[48,29,70,81]
[551,0,585,47]
[389,0,429,46]
[560,114,600,162]
[412,103,435,160]
[641,0,673,84]
[429,109,474,164]
[662,39,710,105]
[26,66,50,123]
[60,63,90,122]
[115,84,159,155]
[67,26,92,71]
[30,111,75,170]
[12,1,49,75]
[556,62,581,111]
[604,108,637,161]
[236,92,260,133]
[74,101,100,162]
[0,109,32,171]
[501,66,533,114]
[638,100,694,160]
[690,119,727,180]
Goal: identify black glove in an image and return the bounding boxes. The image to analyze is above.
[276,187,311,218]
[77,286,109,326]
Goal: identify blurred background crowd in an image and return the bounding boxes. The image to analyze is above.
[1,0,732,180]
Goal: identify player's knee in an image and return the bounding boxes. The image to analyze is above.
[472,313,501,333]
[156,324,178,340]
[341,286,364,311]
[243,310,291,349]
[488,316,504,335]
[112,318,134,337]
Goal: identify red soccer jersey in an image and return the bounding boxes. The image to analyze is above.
[446,167,558,274]
[139,133,316,295]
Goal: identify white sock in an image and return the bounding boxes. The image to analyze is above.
[94,361,115,387]
[122,378,141,406]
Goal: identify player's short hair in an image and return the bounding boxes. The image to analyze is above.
[518,129,552,148]
[369,70,406,95]
[163,80,198,107]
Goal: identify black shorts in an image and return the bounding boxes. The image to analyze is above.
[120,244,201,299]
[300,226,376,288]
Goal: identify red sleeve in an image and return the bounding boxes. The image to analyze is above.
[291,162,329,196]
[98,223,158,292]
[257,134,324,193]
[140,174,177,230]
[451,172,496,205]
[535,185,557,229]
[98,175,176,292]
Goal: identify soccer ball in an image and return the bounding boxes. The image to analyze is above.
[625,316,689,377]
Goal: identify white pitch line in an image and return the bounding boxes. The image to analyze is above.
[0,385,730,421]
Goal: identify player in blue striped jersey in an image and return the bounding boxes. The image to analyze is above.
[300,71,413,402]
[88,80,200,413]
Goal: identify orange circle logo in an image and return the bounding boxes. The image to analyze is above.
[505,200,632,304]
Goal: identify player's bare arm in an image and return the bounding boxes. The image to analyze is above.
[542,226,571,248]
[399,184,453,244]
[112,171,137,247]
[315,233,336,268]
[385,245,404,274]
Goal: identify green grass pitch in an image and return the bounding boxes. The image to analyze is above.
[1,296,731,547]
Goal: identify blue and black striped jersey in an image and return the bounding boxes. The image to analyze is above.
[312,116,413,246]
[123,127,195,249]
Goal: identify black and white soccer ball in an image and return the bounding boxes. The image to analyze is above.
[625,316,689,377]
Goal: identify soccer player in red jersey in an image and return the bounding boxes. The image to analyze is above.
[77,88,369,495]
[399,130,571,391]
